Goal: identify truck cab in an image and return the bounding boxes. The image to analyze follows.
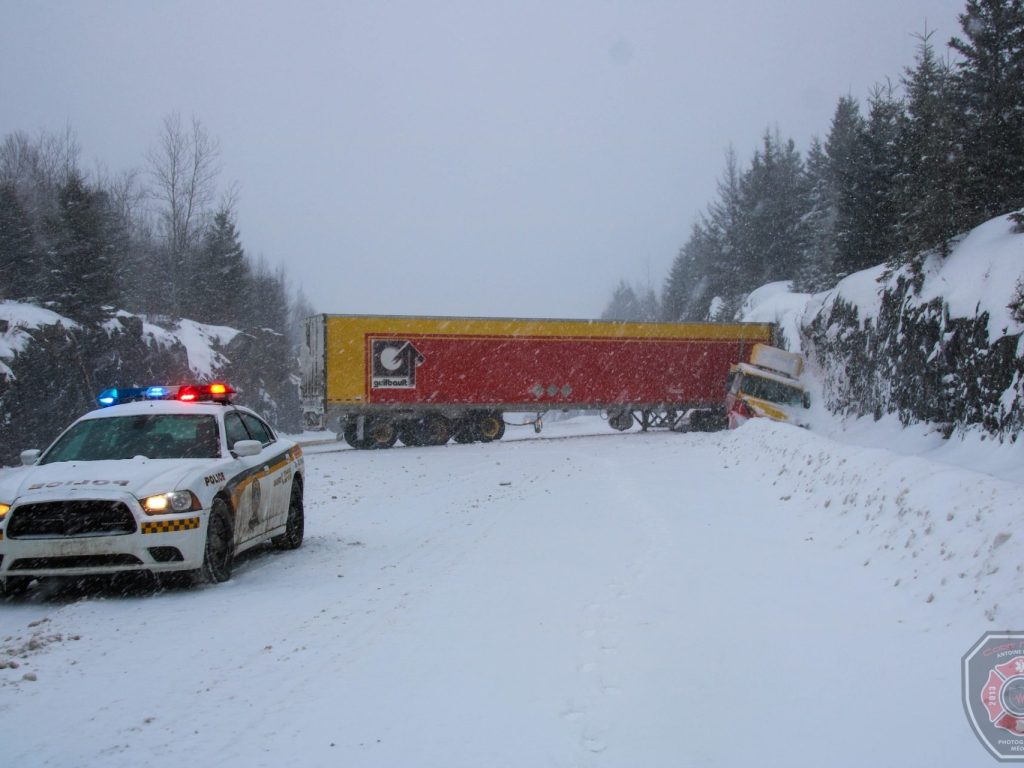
[725,344,809,428]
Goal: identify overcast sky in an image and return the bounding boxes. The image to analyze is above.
[1,0,966,319]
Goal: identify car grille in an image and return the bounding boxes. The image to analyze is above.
[7,500,137,539]
[9,555,143,570]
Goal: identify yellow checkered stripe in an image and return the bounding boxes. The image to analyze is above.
[141,517,201,535]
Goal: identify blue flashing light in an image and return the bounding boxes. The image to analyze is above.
[96,385,181,407]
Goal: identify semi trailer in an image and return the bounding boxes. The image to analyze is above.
[299,314,774,449]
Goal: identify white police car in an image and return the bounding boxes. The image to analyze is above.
[0,383,304,594]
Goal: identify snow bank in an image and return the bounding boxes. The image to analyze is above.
[166,319,238,379]
[726,418,1023,623]
[736,280,811,351]
[0,302,77,380]
[917,214,1024,340]
[102,311,239,380]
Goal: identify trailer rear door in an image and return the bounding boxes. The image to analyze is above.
[299,315,326,428]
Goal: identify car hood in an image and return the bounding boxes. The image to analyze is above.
[0,458,215,505]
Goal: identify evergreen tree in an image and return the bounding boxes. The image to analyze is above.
[0,182,37,300]
[825,96,871,277]
[794,138,838,292]
[601,279,641,321]
[662,245,692,321]
[738,130,809,286]
[186,206,250,326]
[949,0,1024,224]
[894,32,961,270]
[861,84,907,267]
[46,170,122,324]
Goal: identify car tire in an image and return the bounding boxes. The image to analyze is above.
[272,478,304,550]
[197,498,234,584]
[0,576,32,597]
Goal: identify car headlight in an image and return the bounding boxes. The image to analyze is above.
[140,491,200,515]
[0,503,9,520]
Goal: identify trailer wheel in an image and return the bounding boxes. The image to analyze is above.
[477,412,505,442]
[366,417,398,449]
[398,421,424,447]
[421,413,452,446]
[453,418,476,443]
[608,410,633,431]
[342,421,374,449]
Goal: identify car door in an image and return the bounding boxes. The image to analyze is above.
[238,412,290,539]
[223,411,272,545]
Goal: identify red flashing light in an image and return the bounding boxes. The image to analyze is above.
[176,383,236,403]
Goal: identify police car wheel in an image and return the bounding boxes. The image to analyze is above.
[199,500,234,583]
[1,576,32,597]
[272,479,304,550]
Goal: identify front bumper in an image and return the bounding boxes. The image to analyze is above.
[0,490,208,579]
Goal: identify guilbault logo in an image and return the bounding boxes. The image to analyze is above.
[964,632,1024,761]
[371,339,424,389]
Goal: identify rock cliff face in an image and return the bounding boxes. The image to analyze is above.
[800,214,1024,437]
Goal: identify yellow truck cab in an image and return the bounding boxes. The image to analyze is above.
[725,344,809,428]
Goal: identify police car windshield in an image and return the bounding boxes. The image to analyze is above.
[41,414,221,463]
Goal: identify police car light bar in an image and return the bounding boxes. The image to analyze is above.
[96,383,236,407]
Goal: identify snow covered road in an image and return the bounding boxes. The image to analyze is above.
[2,419,1019,766]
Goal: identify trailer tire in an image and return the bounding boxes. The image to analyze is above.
[398,421,424,447]
[477,412,505,442]
[366,417,398,449]
[453,418,476,443]
[421,413,452,446]
[342,421,374,449]
[608,410,633,431]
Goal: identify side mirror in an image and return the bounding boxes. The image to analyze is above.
[21,449,41,466]
[802,392,811,409]
[232,439,262,457]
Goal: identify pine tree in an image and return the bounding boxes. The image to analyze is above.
[749,130,810,285]
[46,170,122,324]
[186,206,250,326]
[825,96,873,277]
[794,138,838,292]
[893,31,961,272]
[0,182,38,300]
[662,245,693,321]
[861,84,907,267]
[601,280,641,320]
[949,0,1024,224]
